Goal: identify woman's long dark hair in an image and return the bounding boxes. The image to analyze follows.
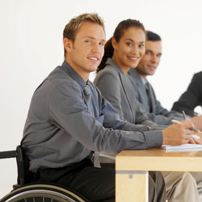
[97,19,145,73]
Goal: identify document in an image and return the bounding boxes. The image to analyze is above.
[162,144,202,152]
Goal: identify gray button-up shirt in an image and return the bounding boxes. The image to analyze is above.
[22,61,162,172]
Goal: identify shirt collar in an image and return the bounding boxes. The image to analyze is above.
[135,68,148,85]
[61,61,89,90]
[141,76,148,85]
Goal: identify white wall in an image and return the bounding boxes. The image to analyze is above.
[1,0,202,197]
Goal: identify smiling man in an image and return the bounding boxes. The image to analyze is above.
[129,31,183,125]
[129,30,202,202]
[21,14,199,202]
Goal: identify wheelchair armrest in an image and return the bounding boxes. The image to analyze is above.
[16,145,32,185]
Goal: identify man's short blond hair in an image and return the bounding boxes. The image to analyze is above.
[63,13,105,41]
[63,13,105,56]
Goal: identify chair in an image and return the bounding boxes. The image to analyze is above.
[0,145,89,202]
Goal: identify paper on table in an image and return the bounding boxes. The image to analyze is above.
[162,144,202,152]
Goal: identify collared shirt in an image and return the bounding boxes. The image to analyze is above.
[140,75,147,86]
[22,61,162,172]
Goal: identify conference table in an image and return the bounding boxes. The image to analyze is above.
[116,149,202,202]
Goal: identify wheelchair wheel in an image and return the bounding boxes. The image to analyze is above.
[1,184,89,202]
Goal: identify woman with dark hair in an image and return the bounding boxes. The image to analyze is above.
[95,19,157,128]
[94,19,200,202]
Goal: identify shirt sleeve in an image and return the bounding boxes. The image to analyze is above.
[49,80,163,154]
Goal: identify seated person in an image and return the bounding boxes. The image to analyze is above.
[129,30,202,202]
[129,31,183,125]
[21,13,200,202]
[94,20,201,202]
[94,22,162,130]
[172,71,202,117]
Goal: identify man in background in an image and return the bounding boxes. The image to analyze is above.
[172,71,202,116]
[129,31,183,125]
[129,30,202,201]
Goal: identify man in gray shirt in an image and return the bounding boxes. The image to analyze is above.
[21,13,196,202]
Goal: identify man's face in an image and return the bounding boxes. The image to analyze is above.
[64,22,106,80]
[137,40,162,76]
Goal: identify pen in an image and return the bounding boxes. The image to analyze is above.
[171,119,201,142]
[182,111,187,120]
[171,120,182,124]
[182,111,202,133]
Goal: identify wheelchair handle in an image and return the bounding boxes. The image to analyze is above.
[0,150,17,159]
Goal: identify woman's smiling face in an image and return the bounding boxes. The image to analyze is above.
[112,27,146,74]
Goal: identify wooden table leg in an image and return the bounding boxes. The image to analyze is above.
[116,170,148,202]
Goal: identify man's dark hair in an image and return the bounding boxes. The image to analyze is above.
[146,31,161,41]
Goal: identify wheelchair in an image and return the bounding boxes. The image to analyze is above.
[0,145,90,202]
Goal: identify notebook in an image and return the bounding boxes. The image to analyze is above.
[162,144,202,152]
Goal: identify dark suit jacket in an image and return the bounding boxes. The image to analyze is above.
[172,71,202,116]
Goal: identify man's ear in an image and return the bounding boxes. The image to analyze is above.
[63,38,73,52]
